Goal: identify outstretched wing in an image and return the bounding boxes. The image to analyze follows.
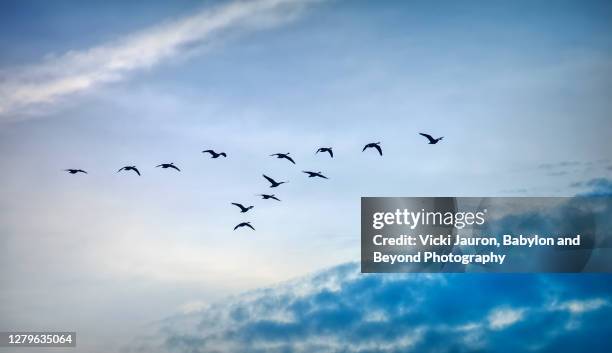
[245,223,255,230]
[117,167,125,173]
[202,150,214,155]
[155,164,163,168]
[78,169,88,174]
[169,164,181,171]
[327,149,333,158]
[318,173,329,179]
[219,152,227,157]
[270,195,281,201]
[231,202,244,210]
[419,133,435,143]
[263,174,276,185]
[132,167,141,176]
[233,224,241,230]
[362,145,368,152]
[284,155,296,164]
[374,144,383,156]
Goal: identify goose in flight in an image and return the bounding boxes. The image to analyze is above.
[202,150,227,158]
[117,166,141,176]
[316,147,333,158]
[303,171,328,179]
[234,222,255,231]
[362,142,383,156]
[65,169,87,174]
[270,153,296,164]
[232,203,254,213]
[263,174,287,188]
[156,163,181,171]
[259,194,281,201]
[419,133,444,144]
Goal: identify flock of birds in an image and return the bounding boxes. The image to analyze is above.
[64,133,444,231]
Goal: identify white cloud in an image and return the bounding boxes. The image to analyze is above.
[554,298,608,314]
[487,307,525,330]
[0,0,318,120]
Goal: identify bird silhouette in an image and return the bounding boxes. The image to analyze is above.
[156,163,181,171]
[232,203,254,213]
[303,171,328,179]
[117,166,141,176]
[202,150,227,158]
[234,222,255,231]
[419,133,444,144]
[263,174,287,188]
[270,153,296,164]
[64,169,87,174]
[259,194,281,201]
[362,142,383,156]
[316,147,333,158]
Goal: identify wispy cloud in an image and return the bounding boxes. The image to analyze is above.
[0,0,317,121]
[131,262,612,353]
[487,307,525,330]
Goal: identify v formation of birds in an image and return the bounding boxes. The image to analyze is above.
[65,134,443,230]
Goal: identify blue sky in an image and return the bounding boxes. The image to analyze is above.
[143,263,612,353]
[0,0,611,352]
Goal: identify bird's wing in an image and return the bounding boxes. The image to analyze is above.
[374,144,383,156]
[219,152,227,157]
[169,165,181,171]
[233,224,240,230]
[263,174,276,184]
[133,168,141,176]
[155,164,163,167]
[79,170,88,174]
[271,196,281,201]
[246,223,255,230]
[202,150,213,154]
[419,133,435,143]
[328,149,333,158]
[362,145,368,152]
[320,174,329,179]
[316,149,321,154]
[285,156,296,164]
[117,167,125,172]
[231,203,244,210]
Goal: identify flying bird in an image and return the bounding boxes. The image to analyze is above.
[270,153,296,164]
[259,194,281,201]
[316,147,333,158]
[234,222,255,231]
[263,174,287,188]
[362,142,383,156]
[303,171,328,179]
[117,166,141,176]
[232,203,254,213]
[202,150,227,158]
[156,163,181,171]
[64,169,87,174]
[419,133,444,144]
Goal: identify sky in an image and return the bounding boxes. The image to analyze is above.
[0,0,611,352]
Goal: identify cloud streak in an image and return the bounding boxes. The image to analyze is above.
[0,0,316,120]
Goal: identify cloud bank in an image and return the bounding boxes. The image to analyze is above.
[130,262,612,353]
[0,0,316,120]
